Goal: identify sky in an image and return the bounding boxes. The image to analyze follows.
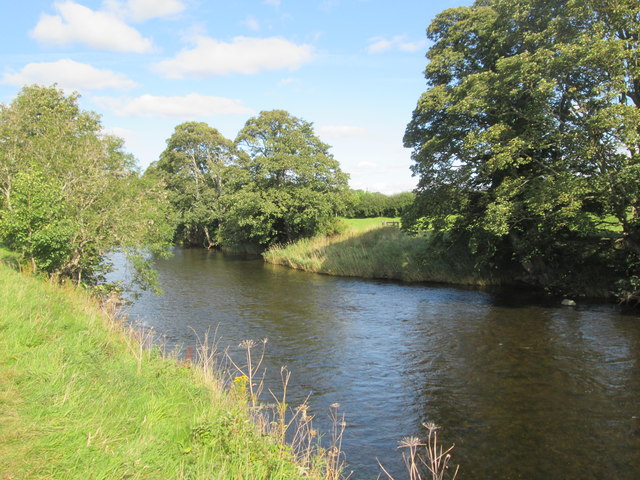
[0,0,470,194]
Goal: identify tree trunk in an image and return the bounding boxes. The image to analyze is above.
[203,226,214,249]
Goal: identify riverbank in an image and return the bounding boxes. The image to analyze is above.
[263,222,500,286]
[0,252,332,479]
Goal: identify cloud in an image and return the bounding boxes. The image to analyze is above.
[317,125,368,139]
[154,36,313,78]
[367,35,426,54]
[319,0,340,12]
[1,59,137,91]
[104,0,186,22]
[277,77,299,87]
[110,93,252,118]
[264,0,281,6]
[102,126,135,138]
[356,160,378,170]
[30,1,153,53]
[243,16,260,31]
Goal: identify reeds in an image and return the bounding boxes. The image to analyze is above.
[264,225,496,285]
[223,337,349,479]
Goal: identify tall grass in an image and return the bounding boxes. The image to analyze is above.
[340,217,401,232]
[0,253,343,479]
[264,224,499,286]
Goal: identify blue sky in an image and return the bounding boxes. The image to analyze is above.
[0,0,470,194]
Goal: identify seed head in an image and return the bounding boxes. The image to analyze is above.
[423,422,439,432]
[239,339,257,349]
[398,436,422,448]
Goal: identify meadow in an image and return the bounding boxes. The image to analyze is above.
[263,218,498,286]
[0,248,341,480]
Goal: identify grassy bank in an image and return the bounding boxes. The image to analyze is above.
[0,253,330,479]
[264,221,499,286]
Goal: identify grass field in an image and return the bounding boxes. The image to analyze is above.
[264,218,498,286]
[0,249,336,480]
[339,217,400,232]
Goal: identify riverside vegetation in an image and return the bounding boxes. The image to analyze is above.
[2,0,639,475]
[263,219,499,286]
[0,249,460,480]
[0,86,459,479]
[0,249,349,479]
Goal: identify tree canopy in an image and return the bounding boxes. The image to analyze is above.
[147,122,240,248]
[404,0,640,295]
[220,110,349,247]
[0,85,174,288]
[344,190,415,218]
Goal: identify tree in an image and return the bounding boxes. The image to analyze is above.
[0,85,174,288]
[147,122,239,248]
[404,0,640,294]
[344,190,416,218]
[221,110,349,247]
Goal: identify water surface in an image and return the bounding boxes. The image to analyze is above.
[120,248,640,479]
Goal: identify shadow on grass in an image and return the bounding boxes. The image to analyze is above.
[0,245,21,271]
[266,227,502,286]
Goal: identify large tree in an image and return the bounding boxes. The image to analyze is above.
[404,0,640,294]
[221,110,349,247]
[0,85,174,288]
[147,122,239,248]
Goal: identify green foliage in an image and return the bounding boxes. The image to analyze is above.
[0,169,74,272]
[220,110,349,247]
[0,85,174,288]
[404,0,640,296]
[0,260,308,480]
[344,190,415,218]
[147,122,240,248]
[264,224,497,285]
[340,217,400,232]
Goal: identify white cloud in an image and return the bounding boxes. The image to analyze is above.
[112,93,253,118]
[1,59,137,91]
[243,16,260,31]
[30,1,153,53]
[317,125,368,138]
[264,0,281,6]
[319,0,340,12]
[356,160,378,170]
[154,36,313,78]
[102,126,135,138]
[277,77,299,87]
[104,0,186,22]
[367,35,426,54]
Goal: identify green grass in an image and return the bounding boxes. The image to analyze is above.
[264,223,499,286]
[339,217,401,232]
[0,250,317,480]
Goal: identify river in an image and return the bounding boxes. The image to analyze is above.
[118,248,640,479]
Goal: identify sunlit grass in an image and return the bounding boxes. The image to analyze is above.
[264,224,498,286]
[0,249,333,480]
[339,217,401,232]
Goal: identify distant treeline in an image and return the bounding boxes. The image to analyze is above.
[344,191,415,219]
[0,85,409,291]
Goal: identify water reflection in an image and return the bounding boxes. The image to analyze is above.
[119,248,640,479]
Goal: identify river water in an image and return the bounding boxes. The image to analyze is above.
[119,248,640,479]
